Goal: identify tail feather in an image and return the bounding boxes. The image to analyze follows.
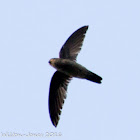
[86,72,102,84]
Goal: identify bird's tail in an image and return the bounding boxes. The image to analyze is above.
[85,71,102,84]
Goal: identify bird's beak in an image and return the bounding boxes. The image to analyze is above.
[48,60,51,64]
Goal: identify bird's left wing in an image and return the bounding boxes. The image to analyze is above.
[49,71,71,127]
[59,26,88,61]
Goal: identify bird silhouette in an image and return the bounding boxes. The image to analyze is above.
[48,26,102,127]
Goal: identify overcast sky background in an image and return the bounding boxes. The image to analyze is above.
[0,0,140,140]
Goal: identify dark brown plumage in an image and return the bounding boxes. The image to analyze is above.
[49,71,71,127]
[59,26,88,61]
[48,26,102,127]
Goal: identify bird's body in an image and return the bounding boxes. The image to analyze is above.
[49,58,102,83]
[48,26,102,127]
[49,58,87,78]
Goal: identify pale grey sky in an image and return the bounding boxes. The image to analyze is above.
[0,0,140,140]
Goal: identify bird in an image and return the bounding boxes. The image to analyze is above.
[48,25,102,127]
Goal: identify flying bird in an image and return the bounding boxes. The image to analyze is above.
[48,26,102,127]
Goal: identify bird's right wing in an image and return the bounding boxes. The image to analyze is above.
[49,71,72,127]
[59,26,88,61]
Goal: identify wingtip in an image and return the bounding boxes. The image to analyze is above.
[53,123,57,127]
[52,121,58,127]
[83,25,89,29]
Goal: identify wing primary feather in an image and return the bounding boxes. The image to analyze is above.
[59,26,88,61]
[49,71,71,127]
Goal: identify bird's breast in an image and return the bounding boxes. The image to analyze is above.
[54,59,88,78]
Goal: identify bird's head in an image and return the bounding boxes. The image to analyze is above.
[49,58,57,68]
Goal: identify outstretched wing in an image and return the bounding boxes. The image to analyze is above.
[59,26,88,61]
[49,71,72,127]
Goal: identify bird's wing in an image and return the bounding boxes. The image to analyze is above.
[49,71,72,127]
[59,26,88,61]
